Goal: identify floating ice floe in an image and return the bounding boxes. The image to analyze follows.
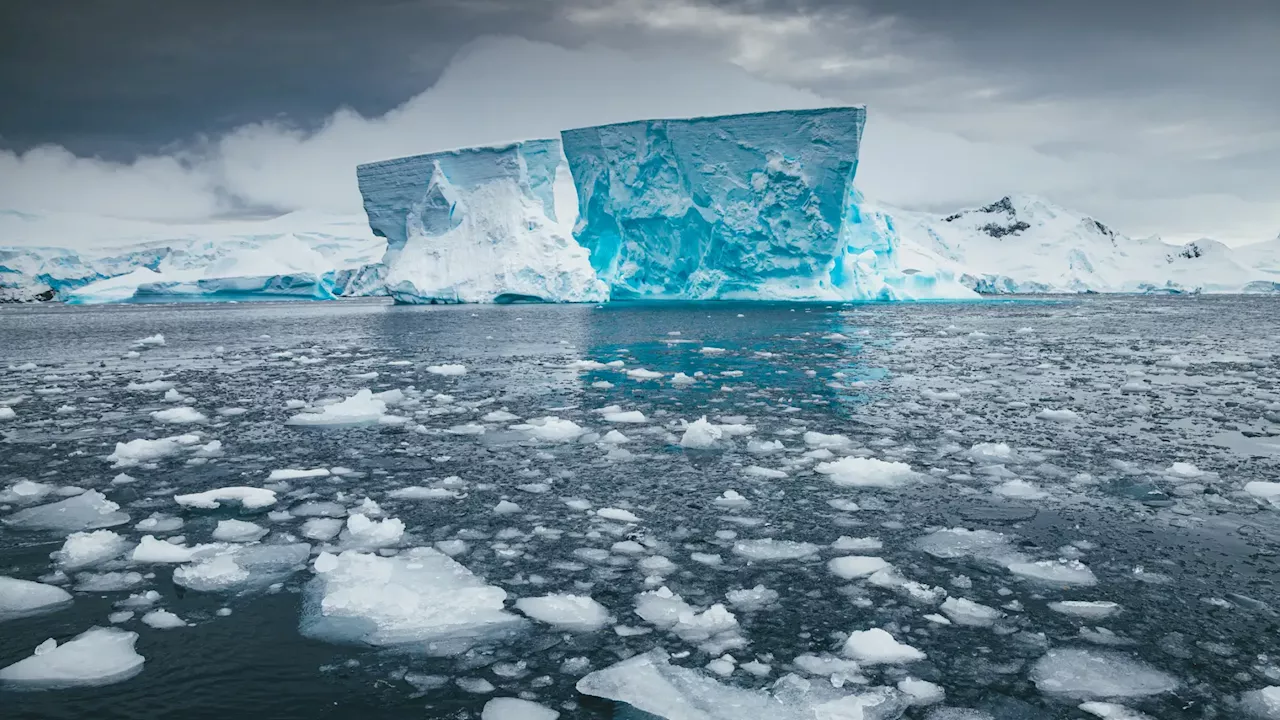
[130,535,212,564]
[266,468,331,480]
[596,508,641,523]
[732,539,819,562]
[285,389,388,427]
[1244,481,1280,507]
[1049,601,1121,619]
[174,544,309,593]
[815,457,918,488]
[0,480,55,505]
[141,609,188,629]
[174,486,277,510]
[134,334,165,347]
[339,513,404,549]
[1007,559,1098,586]
[578,650,909,720]
[212,519,268,543]
[1036,409,1081,422]
[150,407,207,424]
[828,556,890,579]
[0,627,144,689]
[301,547,523,654]
[842,628,926,664]
[0,406,15,421]
[510,416,586,443]
[107,433,205,467]
[1078,701,1158,719]
[939,597,1003,627]
[53,530,129,570]
[1030,648,1177,700]
[680,416,723,449]
[4,490,130,532]
[481,697,560,720]
[0,576,73,622]
[427,364,467,376]
[514,594,610,632]
[1240,686,1280,719]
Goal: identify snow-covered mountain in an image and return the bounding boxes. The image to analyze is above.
[888,195,1280,294]
[0,211,386,302]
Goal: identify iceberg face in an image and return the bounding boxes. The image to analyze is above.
[356,140,608,304]
[561,107,975,301]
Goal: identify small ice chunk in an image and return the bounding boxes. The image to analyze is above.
[75,571,144,592]
[804,431,853,450]
[389,486,461,501]
[1245,482,1280,506]
[939,597,1003,627]
[732,539,819,562]
[426,364,467,376]
[511,416,587,443]
[174,487,277,510]
[285,389,387,427]
[301,547,523,652]
[743,465,786,479]
[828,556,890,579]
[134,334,165,347]
[150,407,207,424]
[1007,559,1097,586]
[482,410,520,423]
[481,697,560,720]
[603,410,647,423]
[816,457,917,488]
[832,536,882,552]
[212,519,267,543]
[1240,686,1280,719]
[842,628,926,664]
[680,417,723,449]
[1078,701,1158,720]
[0,480,55,504]
[597,508,640,523]
[301,518,344,541]
[992,479,1048,500]
[514,594,610,632]
[130,535,206,564]
[1049,601,1121,619]
[1036,409,1080,422]
[493,500,522,515]
[54,530,129,570]
[968,442,1015,463]
[899,677,946,705]
[4,491,130,532]
[340,514,404,549]
[0,407,15,421]
[266,468,331,481]
[1030,648,1178,700]
[724,585,778,611]
[107,433,202,467]
[0,576,73,621]
[0,627,144,689]
[140,609,187,629]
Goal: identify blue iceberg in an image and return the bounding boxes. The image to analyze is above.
[356,139,608,304]
[561,107,974,300]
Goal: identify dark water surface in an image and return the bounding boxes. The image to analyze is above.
[1,297,1279,719]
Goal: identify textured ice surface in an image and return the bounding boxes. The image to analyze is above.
[0,576,73,622]
[1030,648,1178,700]
[53,530,129,569]
[561,107,974,301]
[481,697,560,720]
[1241,686,1280,719]
[815,456,917,488]
[107,434,203,467]
[285,389,388,427]
[301,547,523,654]
[0,627,144,689]
[577,650,908,720]
[4,491,130,532]
[174,486,277,510]
[842,628,927,664]
[514,594,610,632]
[357,140,606,304]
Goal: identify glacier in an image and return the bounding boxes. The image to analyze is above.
[355,139,607,304]
[559,106,976,301]
[0,212,385,304]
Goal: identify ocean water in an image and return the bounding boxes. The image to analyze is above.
[1,296,1278,720]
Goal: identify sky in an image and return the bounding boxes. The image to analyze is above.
[1,0,1277,245]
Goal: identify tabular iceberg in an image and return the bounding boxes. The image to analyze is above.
[356,139,608,304]
[560,107,976,301]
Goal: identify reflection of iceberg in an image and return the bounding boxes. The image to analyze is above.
[356,139,608,304]
[561,107,976,301]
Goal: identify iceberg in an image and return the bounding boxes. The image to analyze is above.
[0,211,385,304]
[356,139,608,304]
[560,106,975,301]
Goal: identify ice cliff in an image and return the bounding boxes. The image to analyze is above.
[355,139,607,304]
[560,107,975,301]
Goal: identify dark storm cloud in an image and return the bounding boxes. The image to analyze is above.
[0,0,558,157]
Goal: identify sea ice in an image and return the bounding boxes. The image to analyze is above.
[340,513,405,549]
[842,628,927,664]
[130,535,208,564]
[0,627,144,689]
[939,597,1003,627]
[150,407,207,424]
[1030,648,1178,700]
[1007,559,1098,586]
[679,417,723,449]
[211,519,268,543]
[0,576,73,622]
[285,389,387,426]
[53,530,129,569]
[140,609,188,629]
[1049,601,1121,619]
[301,547,523,654]
[107,433,202,467]
[482,697,561,720]
[4,490,130,532]
[174,487,277,510]
[427,364,467,376]
[1240,686,1280,719]
[732,539,819,562]
[511,417,587,443]
[266,468,331,480]
[828,556,890,579]
[596,508,641,523]
[514,594,610,632]
[815,457,917,488]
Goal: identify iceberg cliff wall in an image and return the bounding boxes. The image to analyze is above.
[355,140,607,304]
[560,107,975,300]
